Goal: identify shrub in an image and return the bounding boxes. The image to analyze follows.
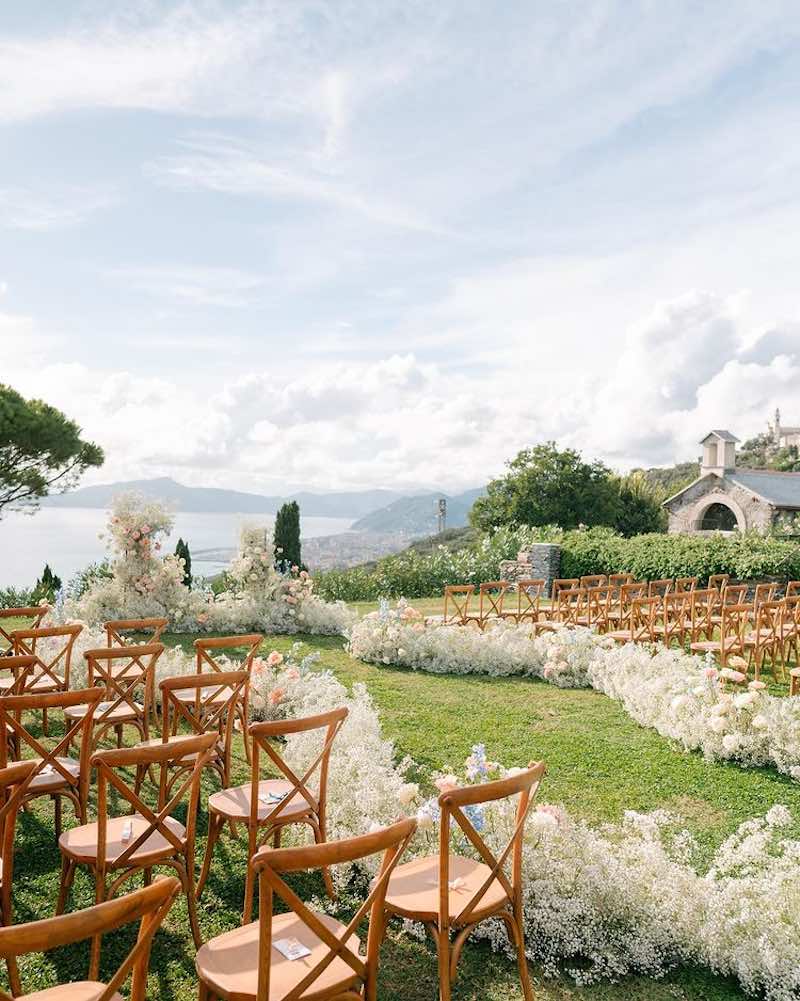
[0,585,35,608]
[32,563,61,603]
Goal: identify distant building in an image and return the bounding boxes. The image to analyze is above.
[663,429,800,534]
[769,408,800,449]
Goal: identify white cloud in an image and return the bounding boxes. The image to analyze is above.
[0,186,115,230]
[108,266,265,308]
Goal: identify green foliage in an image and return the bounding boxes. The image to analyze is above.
[0,584,35,608]
[0,383,104,514]
[636,460,699,497]
[65,560,113,600]
[738,432,800,472]
[174,537,192,588]
[470,442,620,532]
[274,500,302,569]
[614,472,667,536]
[31,563,61,603]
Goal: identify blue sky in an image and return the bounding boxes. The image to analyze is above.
[3,1,800,494]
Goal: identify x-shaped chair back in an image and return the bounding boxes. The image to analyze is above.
[84,644,163,742]
[193,634,262,758]
[674,577,698,594]
[252,818,416,1001]
[0,656,36,695]
[782,596,800,658]
[0,876,180,1001]
[160,670,248,786]
[476,581,508,623]
[689,588,717,639]
[786,581,800,598]
[718,604,751,661]
[550,578,579,602]
[554,588,584,626]
[437,761,546,929]
[443,586,474,625]
[585,586,612,628]
[720,583,748,606]
[753,583,777,611]
[648,579,673,599]
[0,687,104,817]
[608,573,635,591]
[248,707,348,833]
[579,574,607,589]
[628,596,659,642]
[0,607,49,653]
[708,574,730,593]
[10,624,81,691]
[0,760,39,930]
[515,579,544,621]
[656,592,689,644]
[104,618,168,648]
[93,731,217,874]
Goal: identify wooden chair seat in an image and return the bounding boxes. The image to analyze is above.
[208,780,314,822]
[383,853,508,924]
[59,814,186,866]
[605,630,632,643]
[138,734,224,761]
[172,686,230,705]
[16,982,124,1001]
[0,673,64,693]
[195,911,361,1001]
[26,756,81,793]
[64,701,144,723]
[690,640,721,654]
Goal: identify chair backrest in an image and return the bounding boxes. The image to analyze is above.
[248,708,348,832]
[689,587,716,632]
[554,587,584,625]
[647,578,673,598]
[708,573,730,592]
[783,594,800,628]
[104,618,169,647]
[786,581,800,598]
[585,585,612,626]
[721,583,748,606]
[0,877,180,1001]
[753,583,777,608]
[92,732,217,875]
[159,670,248,755]
[674,576,698,594]
[752,600,783,640]
[0,607,49,651]
[252,818,416,1001]
[477,581,508,620]
[0,687,105,809]
[10,624,82,690]
[579,574,607,589]
[194,634,263,675]
[84,645,163,737]
[629,596,659,640]
[0,656,37,695]
[719,603,752,653]
[657,591,689,627]
[550,578,579,602]
[443,585,474,625]
[515,579,544,617]
[437,762,546,928]
[608,573,635,589]
[0,760,40,928]
[618,581,647,610]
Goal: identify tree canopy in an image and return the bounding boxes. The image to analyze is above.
[274,500,302,569]
[470,442,664,535]
[0,384,104,515]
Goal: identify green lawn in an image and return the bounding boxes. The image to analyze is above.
[6,624,799,1001]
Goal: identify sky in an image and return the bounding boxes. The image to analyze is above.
[3,0,800,496]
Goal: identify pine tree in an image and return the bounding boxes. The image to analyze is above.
[174,537,192,588]
[274,501,302,570]
[33,563,62,602]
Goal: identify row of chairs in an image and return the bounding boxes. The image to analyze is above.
[0,606,547,1000]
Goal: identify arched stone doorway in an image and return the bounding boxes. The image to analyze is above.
[690,494,747,533]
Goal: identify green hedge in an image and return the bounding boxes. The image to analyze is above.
[313,526,800,601]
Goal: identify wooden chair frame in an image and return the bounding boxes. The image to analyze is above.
[579,574,607,589]
[0,607,49,653]
[744,600,783,682]
[674,577,698,594]
[548,578,579,604]
[780,595,800,668]
[647,579,673,599]
[197,706,348,922]
[786,581,800,598]
[608,596,659,644]
[498,579,544,625]
[606,582,647,628]
[104,618,169,726]
[57,731,217,971]
[74,644,163,751]
[608,573,635,590]
[383,762,546,1001]
[691,603,751,667]
[8,624,82,735]
[154,669,248,792]
[651,592,689,648]
[708,574,730,593]
[190,635,262,762]
[465,581,508,631]
[442,586,475,626]
[581,585,613,631]
[0,876,180,1001]
[688,588,718,643]
[0,686,104,838]
[196,819,416,1001]
[753,583,777,611]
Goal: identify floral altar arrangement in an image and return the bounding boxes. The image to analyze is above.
[348,600,800,782]
[59,493,354,636]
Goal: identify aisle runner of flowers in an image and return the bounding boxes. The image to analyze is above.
[348,601,800,782]
[47,631,799,1000]
[59,493,354,635]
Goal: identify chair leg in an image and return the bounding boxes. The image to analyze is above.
[54,795,62,841]
[89,870,105,980]
[181,860,204,948]
[242,823,258,923]
[196,813,223,899]
[311,820,335,899]
[436,925,452,1001]
[503,910,535,1001]
[42,706,49,737]
[56,856,75,915]
[7,957,22,997]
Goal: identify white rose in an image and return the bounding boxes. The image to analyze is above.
[750,714,768,731]
[416,809,434,832]
[709,716,727,733]
[733,692,757,709]
[398,782,420,806]
[721,734,738,753]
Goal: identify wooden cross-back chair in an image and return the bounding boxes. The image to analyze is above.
[674,576,698,594]
[549,578,579,604]
[710,584,748,631]
[691,603,751,667]
[0,657,36,701]
[687,588,718,643]
[465,581,508,630]
[195,818,417,1001]
[0,759,40,995]
[647,578,673,599]
[104,619,168,726]
[64,645,163,752]
[786,581,800,598]
[442,585,475,626]
[197,706,349,922]
[382,761,546,1001]
[145,669,249,793]
[753,583,777,612]
[579,574,607,589]
[535,587,583,633]
[605,582,647,629]
[0,876,180,1001]
[0,607,49,654]
[500,578,545,625]
[708,573,730,593]
[651,592,690,649]
[781,595,800,669]
[578,585,612,631]
[7,624,82,735]
[607,596,659,645]
[0,686,104,838]
[188,634,262,762]
[57,731,217,970]
[608,573,635,591]
[743,600,784,682]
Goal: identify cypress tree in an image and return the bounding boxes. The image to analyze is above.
[174,538,192,588]
[274,501,302,569]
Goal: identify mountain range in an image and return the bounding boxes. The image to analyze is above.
[350,487,485,534]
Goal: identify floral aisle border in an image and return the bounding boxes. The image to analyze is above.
[347,601,800,782]
[43,630,800,999]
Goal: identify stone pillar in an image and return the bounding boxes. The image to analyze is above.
[525,543,561,596]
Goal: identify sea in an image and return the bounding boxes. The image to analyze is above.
[0,508,354,588]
